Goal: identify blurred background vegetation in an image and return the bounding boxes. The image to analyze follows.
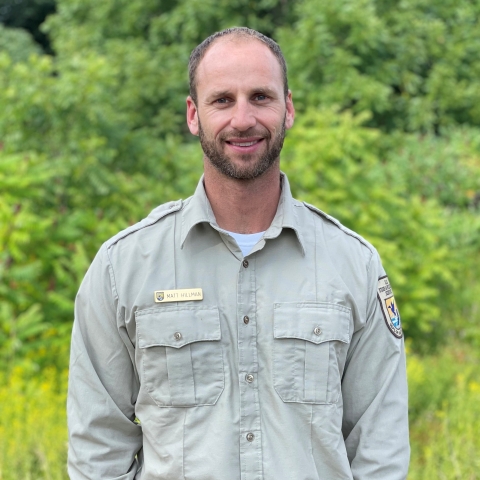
[0,0,479,478]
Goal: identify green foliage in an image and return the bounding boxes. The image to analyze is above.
[279,0,480,132]
[0,366,68,480]
[0,0,479,366]
[407,344,480,478]
[0,97,202,368]
[0,0,55,52]
[0,344,478,478]
[0,25,41,62]
[282,108,462,343]
[383,128,480,347]
[385,127,480,209]
[42,0,295,139]
[0,0,479,477]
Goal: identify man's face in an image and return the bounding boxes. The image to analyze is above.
[186,38,295,180]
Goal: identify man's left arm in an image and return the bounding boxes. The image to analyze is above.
[342,250,410,479]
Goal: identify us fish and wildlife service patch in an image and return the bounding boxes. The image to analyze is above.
[377,275,402,338]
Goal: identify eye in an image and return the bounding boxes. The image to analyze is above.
[254,94,268,101]
[215,98,229,104]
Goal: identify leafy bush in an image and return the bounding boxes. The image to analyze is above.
[0,0,479,477]
[282,108,474,344]
[0,25,41,62]
[0,0,478,363]
[279,0,480,132]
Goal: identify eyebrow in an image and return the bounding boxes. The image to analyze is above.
[205,90,231,102]
[205,86,278,102]
[252,87,277,97]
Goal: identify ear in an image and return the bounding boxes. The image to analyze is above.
[186,96,199,136]
[285,90,295,130]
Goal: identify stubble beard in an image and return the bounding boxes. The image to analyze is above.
[198,119,286,180]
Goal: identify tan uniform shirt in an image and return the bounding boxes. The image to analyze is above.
[68,174,410,479]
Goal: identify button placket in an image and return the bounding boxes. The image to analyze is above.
[237,255,263,479]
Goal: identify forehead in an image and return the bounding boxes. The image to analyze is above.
[195,37,283,97]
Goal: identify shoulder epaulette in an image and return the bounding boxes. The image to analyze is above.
[303,201,374,253]
[105,200,183,249]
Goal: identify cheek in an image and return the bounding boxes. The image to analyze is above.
[202,109,231,133]
[260,108,286,128]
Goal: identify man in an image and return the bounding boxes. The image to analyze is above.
[68,27,410,479]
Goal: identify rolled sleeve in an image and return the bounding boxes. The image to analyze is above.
[68,245,143,479]
[342,251,410,479]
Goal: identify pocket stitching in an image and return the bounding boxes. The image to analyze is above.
[137,306,224,407]
[136,306,221,348]
[273,302,351,405]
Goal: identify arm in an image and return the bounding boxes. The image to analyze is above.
[342,251,410,479]
[68,245,143,479]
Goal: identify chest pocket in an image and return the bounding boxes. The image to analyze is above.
[273,303,351,404]
[135,306,224,407]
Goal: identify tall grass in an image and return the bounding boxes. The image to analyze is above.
[408,344,480,479]
[0,344,478,479]
[0,366,68,480]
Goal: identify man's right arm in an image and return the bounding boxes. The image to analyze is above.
[68,245,143,479]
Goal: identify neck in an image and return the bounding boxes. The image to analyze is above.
[203,158,281,234]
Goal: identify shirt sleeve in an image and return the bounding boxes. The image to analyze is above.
[67,244,143,479]
[341,249,410,479]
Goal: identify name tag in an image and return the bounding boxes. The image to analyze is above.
[154,288,203,303]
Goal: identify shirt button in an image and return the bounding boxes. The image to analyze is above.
[243,316,250,325]
[313,327,322,336]
[245,374,254,383]
[242,259,249,268]
[246,432,255,442]
[174,332,182,340]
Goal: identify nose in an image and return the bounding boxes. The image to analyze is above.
[230,99,256,131]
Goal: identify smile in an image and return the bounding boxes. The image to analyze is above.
[225,138,265,148]
[229,141,259,147]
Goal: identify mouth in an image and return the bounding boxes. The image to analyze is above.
[229,140,259,147]
[225,137,265,153]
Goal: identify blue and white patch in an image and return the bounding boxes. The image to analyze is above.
[377,275,402,338]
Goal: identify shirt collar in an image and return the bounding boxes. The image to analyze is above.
[180,173,306,256]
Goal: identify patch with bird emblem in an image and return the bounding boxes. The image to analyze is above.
[377,276,402,338]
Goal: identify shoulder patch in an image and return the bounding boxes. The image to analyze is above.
[377,275,402,338]
[105,199,183,249]
[303,202,374,253]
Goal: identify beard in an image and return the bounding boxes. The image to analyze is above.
[198,118,286,180]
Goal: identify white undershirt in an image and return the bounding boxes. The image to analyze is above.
[224,230,266,257]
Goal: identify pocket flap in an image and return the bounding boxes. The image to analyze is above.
[274,303,350,344]
[135,306,221,348]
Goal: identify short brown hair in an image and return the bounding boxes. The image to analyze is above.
[188,27,289,104]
